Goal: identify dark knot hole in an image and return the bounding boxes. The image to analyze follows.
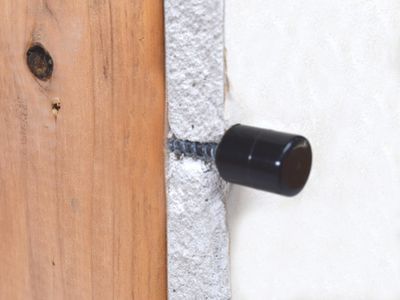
[26,44,54,81]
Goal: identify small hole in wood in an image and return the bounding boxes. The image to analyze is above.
[52,98,61,116]
[26,44,54,80]
[52,101,61,112]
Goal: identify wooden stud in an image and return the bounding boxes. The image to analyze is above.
[0,0,166,299]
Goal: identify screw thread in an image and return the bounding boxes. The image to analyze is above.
[167,138,217,162]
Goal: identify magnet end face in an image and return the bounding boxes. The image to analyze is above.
[279,138,312,196]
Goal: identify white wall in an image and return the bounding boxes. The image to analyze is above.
[225,1,400,299]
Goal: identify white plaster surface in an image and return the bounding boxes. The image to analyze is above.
[226,0,400,299]
[165,0,230,299]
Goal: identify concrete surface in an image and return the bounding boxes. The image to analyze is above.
[165,0,231,299]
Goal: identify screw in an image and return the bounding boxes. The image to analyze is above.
[167,124,313,197]
[167,138,217,162]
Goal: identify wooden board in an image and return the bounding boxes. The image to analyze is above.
[0,1,166,299]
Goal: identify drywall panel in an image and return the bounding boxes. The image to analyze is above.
[226,0,400,299]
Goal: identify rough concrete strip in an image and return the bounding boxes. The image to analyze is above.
[165,0,231,299]
[166,157,230,299]
[165,0,225,142]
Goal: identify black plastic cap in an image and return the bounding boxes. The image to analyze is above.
[215,124,312,196]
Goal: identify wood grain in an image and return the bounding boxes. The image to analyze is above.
[0,0,166,299]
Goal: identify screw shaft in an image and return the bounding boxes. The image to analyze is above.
[167,138,217,162]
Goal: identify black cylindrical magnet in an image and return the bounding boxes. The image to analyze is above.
[215,124,312,196]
